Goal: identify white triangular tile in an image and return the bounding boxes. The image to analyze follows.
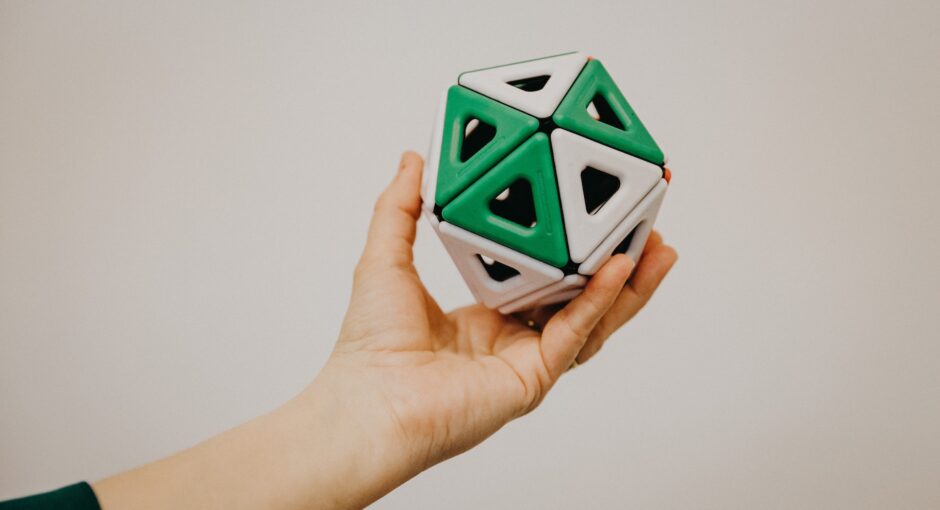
[497,274,588,314]
[552,129,662,263]
[438,222,563,308]
[533,287,584,308]
[458,52,588,118]
[578,179,667,276]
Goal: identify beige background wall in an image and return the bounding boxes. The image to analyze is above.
[2,1,939,507]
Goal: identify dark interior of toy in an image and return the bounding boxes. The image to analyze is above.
[589,94,625,130]
[580,167,620,215]
[507,74,551,92]
[460,118,497,162]
[476,254,521,282]
[489,179,537,228]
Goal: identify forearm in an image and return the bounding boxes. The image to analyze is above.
[93,376,413,510]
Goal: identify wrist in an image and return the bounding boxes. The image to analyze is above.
[289,366,421,508]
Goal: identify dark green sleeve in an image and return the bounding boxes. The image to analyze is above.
[0,483,100,510]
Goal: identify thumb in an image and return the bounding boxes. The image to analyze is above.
[538,254,634,379]
[358,151,424,272]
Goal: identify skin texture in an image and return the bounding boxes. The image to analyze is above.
[93,152,677,510]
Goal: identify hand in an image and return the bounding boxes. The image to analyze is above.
[93,151,677,510]
[315,151,678,481]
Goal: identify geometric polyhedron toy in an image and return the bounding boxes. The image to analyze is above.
[422,52,670,313]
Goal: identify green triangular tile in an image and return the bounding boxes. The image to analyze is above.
[442,133,569,267]
[434,86,539,207]
[552,60,664,165]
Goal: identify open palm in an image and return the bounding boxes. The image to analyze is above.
[324,151,676,471]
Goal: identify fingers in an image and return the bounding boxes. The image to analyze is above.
[358,152,424,273]
[539,254,634,379]
[576,233,677,364]
[516,234,671,330]
[628,231,676,298]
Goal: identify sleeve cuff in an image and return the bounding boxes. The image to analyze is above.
[0,482,101,510]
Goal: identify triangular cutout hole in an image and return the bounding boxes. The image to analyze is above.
[580,167,621,215]
[612,222,644,255]
[476,254,520,282]
[460,118,497,162]
[489,179,537,228]
[507,74,551,92]
[587,93,625,130]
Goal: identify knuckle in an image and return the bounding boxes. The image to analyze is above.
[373,194,391,214]
[353,257,378,281]
[582,292,607,318]
[560,311,589,341]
